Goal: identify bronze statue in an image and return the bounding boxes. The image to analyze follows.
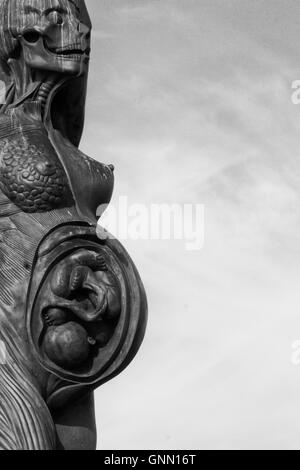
[0,0,147,450]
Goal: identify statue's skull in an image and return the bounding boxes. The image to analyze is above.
[9,0,91,76]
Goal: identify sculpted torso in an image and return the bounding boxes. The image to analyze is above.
[0,0,147,450]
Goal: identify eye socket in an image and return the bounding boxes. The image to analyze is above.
[48,11,64,25]
[23,31,41,43]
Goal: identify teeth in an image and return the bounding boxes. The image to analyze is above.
[58,54,82,61]
[58,53,84,59]
[55,43,82,52]
[46,42,88,58]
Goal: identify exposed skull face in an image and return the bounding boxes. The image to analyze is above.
[8,0,91,76]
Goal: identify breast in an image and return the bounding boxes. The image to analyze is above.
[0,125,74,213]
[0,107,114,222]
[48,127,115,224]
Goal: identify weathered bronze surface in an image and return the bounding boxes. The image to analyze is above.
[0,0,147,450]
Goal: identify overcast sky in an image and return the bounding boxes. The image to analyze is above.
[82,0,300,450]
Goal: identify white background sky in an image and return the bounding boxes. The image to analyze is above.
[81,0,300,450]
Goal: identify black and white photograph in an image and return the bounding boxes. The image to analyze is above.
[0,0,299,453]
